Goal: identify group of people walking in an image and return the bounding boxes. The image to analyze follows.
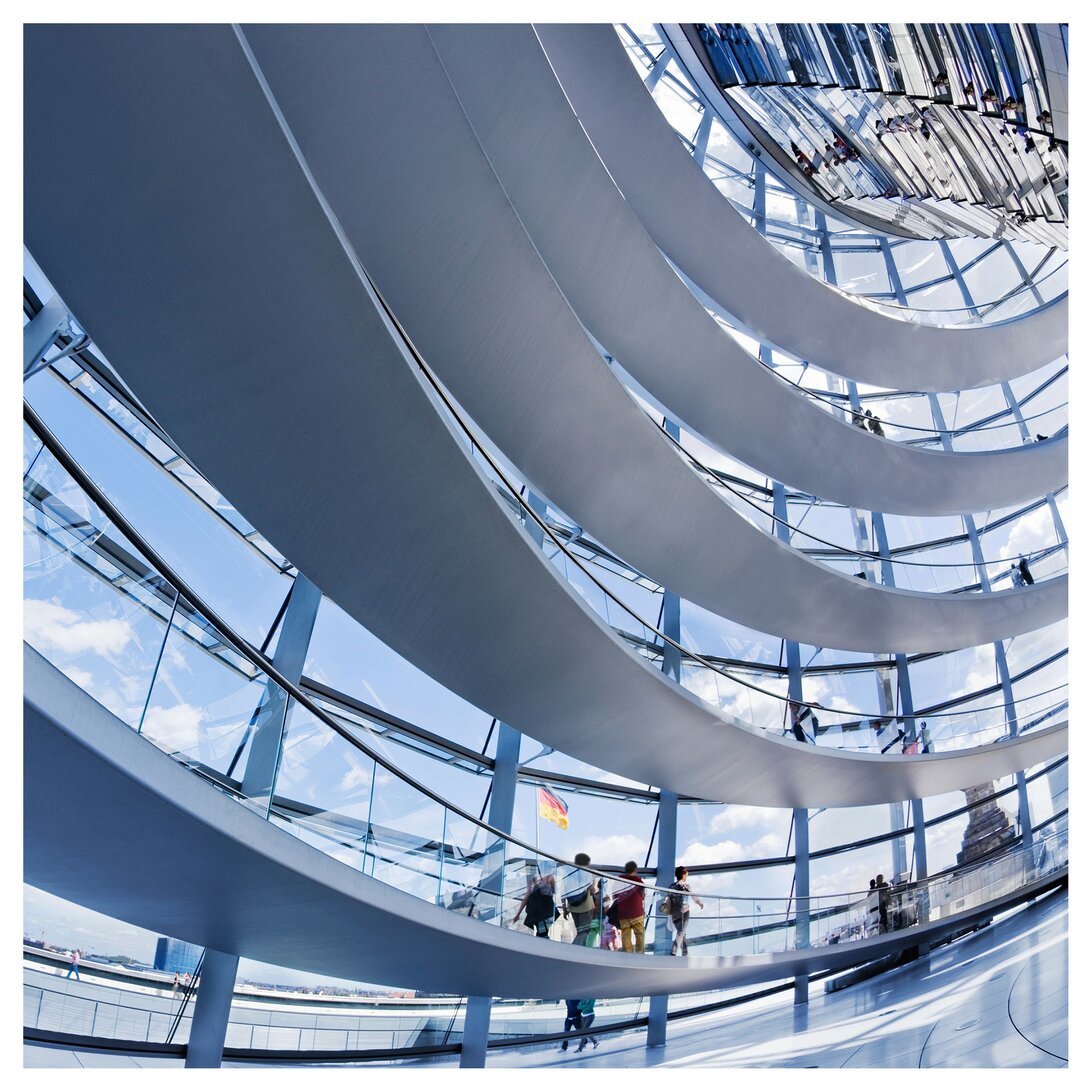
[512,855,704,956]
[512,855,707,1056]
[851,406,886,437]
[1010,554,1035,588]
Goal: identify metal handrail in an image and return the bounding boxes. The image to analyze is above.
[25,401,1066,909]
[650,415,1068,570]
[752,353,1069,437]
[357,276,1067,727]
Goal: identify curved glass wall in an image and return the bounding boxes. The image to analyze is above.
[21,23,1069,1056]
[24,257,1068,764]
[22,417,1067,968]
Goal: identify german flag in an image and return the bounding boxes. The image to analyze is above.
[538,785,569,830]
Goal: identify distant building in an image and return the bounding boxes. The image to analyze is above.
[153,936,201,977]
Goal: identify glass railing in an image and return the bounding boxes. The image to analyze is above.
[646,415,1069,594]
[850,263,1069,327]
[25,275,1067,677]
[23,402,1069,960]
[394,348,1066,752]
[26,343,1067,771]
[732,350,1069,447]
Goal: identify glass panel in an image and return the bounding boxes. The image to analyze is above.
[24,445,175,729]
[270,700,377,873]
[138,608,287,809]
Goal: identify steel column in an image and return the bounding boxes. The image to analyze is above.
[184,948,238,1069]
[463,493,546,1066]
[930,394,1033,850]
[241,573,322,803]
[460,995,492,1069]
[23,294,71,376]
[646,787,679,1046]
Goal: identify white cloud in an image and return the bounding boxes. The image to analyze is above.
[679,839,748,864]
[61,666,95,691]
[571,832,650,866]
[959,643,999,697]
[995,504,1059,564]
[141,702,208,752]
[25,597,134,658]
[340,761,374,793]
[708,805,788,836]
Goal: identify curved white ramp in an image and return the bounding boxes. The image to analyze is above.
[424,24,1066,517]
[23,25,1066,804]
[23,647,1068,1001]
[535,24,1069,394]
[236,24,1065,654]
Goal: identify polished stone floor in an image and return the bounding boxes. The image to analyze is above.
[24,886,1067,1069]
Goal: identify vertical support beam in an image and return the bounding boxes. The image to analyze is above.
[814,209,837,283]
[999,380,1067,542]
[485,721,521,918]
[893,645,928,935]
[878,515,907,885]
[938,240,979,314]
[660,420,683,678]
[460,995,493,1069]
[785,635,810,1006]
[240,573,322,803]
[879,240,908,304]
[488,726,521,839]
[647,788,679,1047]
[929,395,1032,851]
[643,48,672,90]
[524,490,547,550]
[752,162,767,229]
[184,949,239,1069]
[649,418,683,1046]
[23,294,72,376]
[188,575,321,1068]
[793,805,810,1000]
[692,106,714,168]
[774,485,810,1004]
[876,514,912,882]
[463,493,546,1067]
[661,593,682,682]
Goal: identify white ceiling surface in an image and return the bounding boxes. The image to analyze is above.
[535,24,1069,395]
[23,25,1065,805]
[236,24,1065,655]
[24,646,1068,999]
[421,24,1066,518]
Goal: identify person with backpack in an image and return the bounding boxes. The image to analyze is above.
[560,853,597,946]
[667,866,703,956]
[512,869,556,939]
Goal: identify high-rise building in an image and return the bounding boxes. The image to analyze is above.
[153,937,201,978]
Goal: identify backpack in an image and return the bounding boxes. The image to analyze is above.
[524,887,555,929]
